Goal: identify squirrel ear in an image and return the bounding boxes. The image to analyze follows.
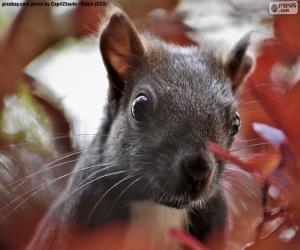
[100,11,145,83]
[225,33,253,91]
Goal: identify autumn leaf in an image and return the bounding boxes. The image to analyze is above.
[170,228,209,250]
[274,13,300,56]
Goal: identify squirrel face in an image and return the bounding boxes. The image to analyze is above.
[99,11,252,208]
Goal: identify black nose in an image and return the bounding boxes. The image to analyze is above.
[182,155,210,183]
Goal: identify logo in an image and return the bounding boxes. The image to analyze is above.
[269,1,298,15]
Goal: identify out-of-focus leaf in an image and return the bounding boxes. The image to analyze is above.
[237,40,286,141]
[35,221,186,250]
[238,90,274,142]
[249,78,300,160]
[272,144,298,190]
[224,166,263,250]
[133,10,197,46]
[209,142,279,177]
[0,73,74,249]
[249,40,287,84]
[247,153,280,177]
[0,84,55,154]
[252,123,286,147]
[119,0,180,18]
[245,231,295,250]
[29,91,72,154]
[74,0,107,36]
[247,78,285,128]
[208,142,254,173]
[170,228,209,250]
[0,1,70,104]
[281,81,300,156]
[274,13,300,56]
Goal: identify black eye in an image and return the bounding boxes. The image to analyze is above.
[131,94,151,121]
[231,112,241,136]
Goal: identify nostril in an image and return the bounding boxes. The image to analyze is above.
[183,166,209,183]
[182,156,210,183]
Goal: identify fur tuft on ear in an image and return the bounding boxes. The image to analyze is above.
[225,33,253,91]
[100,10,145,84]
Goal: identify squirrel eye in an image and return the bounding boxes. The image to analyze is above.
[131,94,151,121]
[231,112,241,136]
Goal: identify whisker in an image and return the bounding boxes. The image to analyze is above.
[234,137,263,143]
[7,152,150,189]
[0,130,154,149]
[3,163,125,214]
[223,176,257,198]
[59,169,140,205]
[237,100,259,107]
[224,167,249,174]
[106,176,143,216]
[230,142,270,152]
[73,161,148,190]
[87,173,142,224]
[235,153,278,157]
[141,176,155,195]
[5,149,87,188]
[3,168,136,219]
[239,110,264,115]
[235,83,276,98]
[8,157,95,191]
[221,184,247,212]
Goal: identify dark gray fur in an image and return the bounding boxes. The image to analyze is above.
[28,10,252,250]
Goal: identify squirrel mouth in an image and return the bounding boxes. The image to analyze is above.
[153,190,206,209]
[149,173,214,209]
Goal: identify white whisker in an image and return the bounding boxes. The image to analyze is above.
[87,173,142,224]
[106,176,143,216]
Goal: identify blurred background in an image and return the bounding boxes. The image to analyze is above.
[0,0,271,147]
[0,0,300,250]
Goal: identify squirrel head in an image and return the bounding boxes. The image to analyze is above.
[98,10,253,208]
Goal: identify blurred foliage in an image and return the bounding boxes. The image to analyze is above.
[0,8,16,33]
[1,84,55,154]
[0,0,300,250]
[208,10,300,250]
[0,1,195,248]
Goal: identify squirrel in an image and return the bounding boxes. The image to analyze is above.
[26,8,253,250]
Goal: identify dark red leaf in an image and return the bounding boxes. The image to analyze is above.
[120,0,181,18]
[133,10,197,46]
[281,81,300,156]
[74,0,107,36]
[170,228,209,250]
[247,78,285,128]
[249,40,287,84]
[274,13,300,56]
[208,142,255,173]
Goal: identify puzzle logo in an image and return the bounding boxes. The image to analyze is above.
[269,1,298,15]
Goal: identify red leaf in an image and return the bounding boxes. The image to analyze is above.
[121,0,181,18]
[249,40,286,84]
[247,153,280,177]
[209,142,280,178]
[274,13,300,56]
[74,0,107,36]
[208,142,254,173]
[281,81,300,156]
[247,78,285,128]
[133,10,197,46]
[170,228,209,250]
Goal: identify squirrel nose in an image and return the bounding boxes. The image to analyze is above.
[182,155,211,182]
